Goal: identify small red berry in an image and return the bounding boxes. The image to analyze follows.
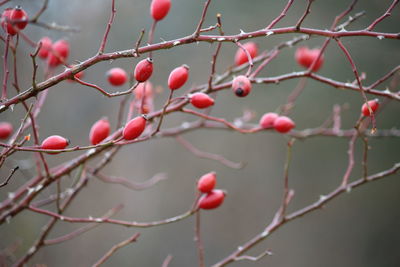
[0,122,13,139]
[1,7,28,36]
[232,75,252,97]
[361,99,379,117]
[89,118,110,145]
[123,116,147,140]
[190,93,214,109]
[107,68,127,86]
[1,8,16,35]
[10,7,28,30]
[235,42,258,66]
[198,189,226,210]
[150,0,171,21]
[134,58,153,82]
[47,40,70,67]
[135,82,153,100]
[295,46,324,72]
[273,116,295,133]
[41,135,69,151]
[168,65,189,90]
[38,37,52,59]
[259,112,279,129]
[197,172,216,193]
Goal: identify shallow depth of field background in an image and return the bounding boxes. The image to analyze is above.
[1,0,400,266]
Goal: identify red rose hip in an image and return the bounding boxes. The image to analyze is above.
[41,135,69,150]
[47,39,69,67]
[89,118,110,145]
[197,172,216,193]
[190,93,214,109]
[168,65,189,90]
[295,46,324,72]
[123,116,147,140]
[38,37,52,59]
[10,7,28,31]
[1,8,16,35]
[232,75,252,97]
[235,42,258,66]
[150,0,171,21]
[259,112,279,129]
[0,122,13,139]
[134,58,153,82]
[361,99,379,116]
[107,68,127,86]
[198,189,225,210]
[273,116,295,133]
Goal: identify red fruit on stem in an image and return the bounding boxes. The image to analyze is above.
[197,172,217,193]
[234,42,258,66]
[168,65,189,90]
[0,122,13,139]
[41,135,69,151]
[190,93,214,109]
[259,112,279,129]
[134,58,153,82]
[123,116,147,140]
[361,99,379,116]
[107,68,127,86]
[10,7,28,30]
[295,46,324,72]
[38,37,52,59]
[135,82,153,100]
[89,118,110,145]
[198,189,226,210]
[1,8,16,35]
[232,75,252,97]
[47,40,70,67]
[150,0,171,21]
[273,116,295,133]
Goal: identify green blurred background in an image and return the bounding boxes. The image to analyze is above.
[1,0,399,266]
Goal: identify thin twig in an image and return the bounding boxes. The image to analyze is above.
[176,135,244,169]
[98,0,116,54]
[92,233,140,267]
[193,0,213,38]
[295,0,314,29]
[195,211,205,267]
[366,0,399,31]
[0,166,19,188]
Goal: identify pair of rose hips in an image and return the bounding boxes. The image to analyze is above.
[40,115,147,152]
[259,113,296,133]
[107,58,154,86]
[197,172,226,210]
[89,115,147,143]
[90,115,147,144]
[38,37,70,67]
[1,7,28,36]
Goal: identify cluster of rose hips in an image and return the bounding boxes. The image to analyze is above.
[0,1,380,153]
[196,172,226,210]
[38,37,70,68]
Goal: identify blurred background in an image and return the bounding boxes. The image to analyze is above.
[0,0,399,266]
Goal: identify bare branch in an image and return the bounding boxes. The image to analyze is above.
[92,232,140,267]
